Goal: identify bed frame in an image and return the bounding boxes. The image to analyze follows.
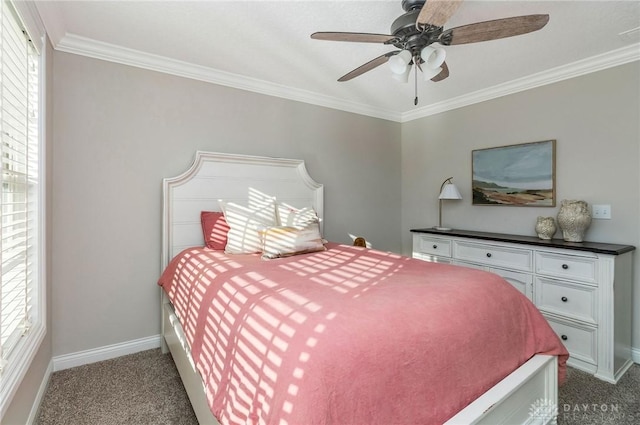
[160,151,559,425]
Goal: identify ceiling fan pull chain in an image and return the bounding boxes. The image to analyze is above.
[414,63,419,105]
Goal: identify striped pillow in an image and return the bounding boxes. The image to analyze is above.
[260,223,326,259]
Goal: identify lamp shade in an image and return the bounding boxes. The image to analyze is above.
[392,64,411,83]
[389,50,412,74]
[420,46,446,69]
[439,183,462,200]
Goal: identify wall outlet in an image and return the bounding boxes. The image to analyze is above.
[592,204,611,219]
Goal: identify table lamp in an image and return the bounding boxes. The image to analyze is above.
[435,177,462,231]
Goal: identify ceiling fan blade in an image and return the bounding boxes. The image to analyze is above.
[441,14,550,45]
[416,0,463,28]
[311,32,395,44]
[431,61,449,82]
[338,51,399,82]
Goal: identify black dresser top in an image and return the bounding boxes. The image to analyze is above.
[410,228,635,256]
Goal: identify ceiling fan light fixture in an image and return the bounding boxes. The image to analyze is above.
[388,49,412,74]
[421,46,446,69]
[392,64,412,83]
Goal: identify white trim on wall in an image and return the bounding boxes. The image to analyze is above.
[632,346,640,364]
[26,360,52,425]
[401,43,640,122]
[48,32,639,123]
[52,335,161,372]
[54,34,402,123]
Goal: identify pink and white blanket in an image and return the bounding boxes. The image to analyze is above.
[159,243,568,425]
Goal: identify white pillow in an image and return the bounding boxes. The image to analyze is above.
[219,199,277,254]
[260,224,326,259]
[248,189,277,222]
[277,203,320,227]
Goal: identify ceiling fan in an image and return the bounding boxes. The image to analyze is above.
[311,0,549,105]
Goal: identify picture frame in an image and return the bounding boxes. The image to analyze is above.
[472,140,556,206]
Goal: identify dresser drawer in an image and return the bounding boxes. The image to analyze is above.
[452,260,487,271]
[535,277,597,325]
[545,316,597,365]
[492,268,533,301]
[453,241,533,272]
[413,252,452,264]
[535,251,597,284]
[413,235,452,258]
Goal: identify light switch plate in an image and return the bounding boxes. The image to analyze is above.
[592,204,611,219]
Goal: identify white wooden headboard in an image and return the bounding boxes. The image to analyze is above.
[162,151,324,269]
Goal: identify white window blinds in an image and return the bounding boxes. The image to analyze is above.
[0,0,39,373]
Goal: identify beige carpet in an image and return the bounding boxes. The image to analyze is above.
[558,362,640,424]
[35,348,639,425]
[36,349,197,425]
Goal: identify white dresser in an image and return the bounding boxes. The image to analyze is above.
[411,228,635,383]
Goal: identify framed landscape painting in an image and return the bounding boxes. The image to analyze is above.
[472,140,556,206]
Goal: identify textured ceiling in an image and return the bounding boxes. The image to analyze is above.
[36,1,640,121]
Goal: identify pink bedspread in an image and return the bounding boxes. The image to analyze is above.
[159,243,568,425]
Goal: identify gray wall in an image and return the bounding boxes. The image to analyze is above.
[51,51,401,356]
[401,62,640,350]
[6,48,639,423]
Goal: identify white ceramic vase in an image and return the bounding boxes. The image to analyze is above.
[535,216,557,240]
[556,200,592,242]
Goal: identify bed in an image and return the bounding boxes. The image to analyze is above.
[159,151,568,425]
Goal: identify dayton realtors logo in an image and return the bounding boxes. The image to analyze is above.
[529,398,558,422]
[561,403,634,421]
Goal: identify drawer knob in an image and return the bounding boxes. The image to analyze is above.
[562,264,569,270]
[486,253,492,258]
[433,244,437,249]
[561,296,568,302]
[561,335,568,341]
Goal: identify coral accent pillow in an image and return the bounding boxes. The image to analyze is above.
[200,211,230,250]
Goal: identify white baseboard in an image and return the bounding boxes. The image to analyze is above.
[632,346,640,364]
[26,360,52,425]
[52,335,162,372]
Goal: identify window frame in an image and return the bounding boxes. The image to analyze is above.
[0,0,47,417]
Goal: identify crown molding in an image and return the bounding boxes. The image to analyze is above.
[55,33,402,122]
[32,0,65,47]
[54,33,638,124]
[401,42,640,122]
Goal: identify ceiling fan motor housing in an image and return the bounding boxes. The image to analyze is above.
[401,0,426,12]
[391,7,442,54]
[391,9,421,37]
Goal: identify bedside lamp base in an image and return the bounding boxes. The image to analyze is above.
[433,226,452,231]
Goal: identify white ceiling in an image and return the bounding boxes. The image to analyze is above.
[35,0,640,122]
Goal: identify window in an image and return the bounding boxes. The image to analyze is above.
[0,0,44,415]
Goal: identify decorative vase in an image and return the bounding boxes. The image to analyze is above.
[556,200,592,242]
[535,216,557,240]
